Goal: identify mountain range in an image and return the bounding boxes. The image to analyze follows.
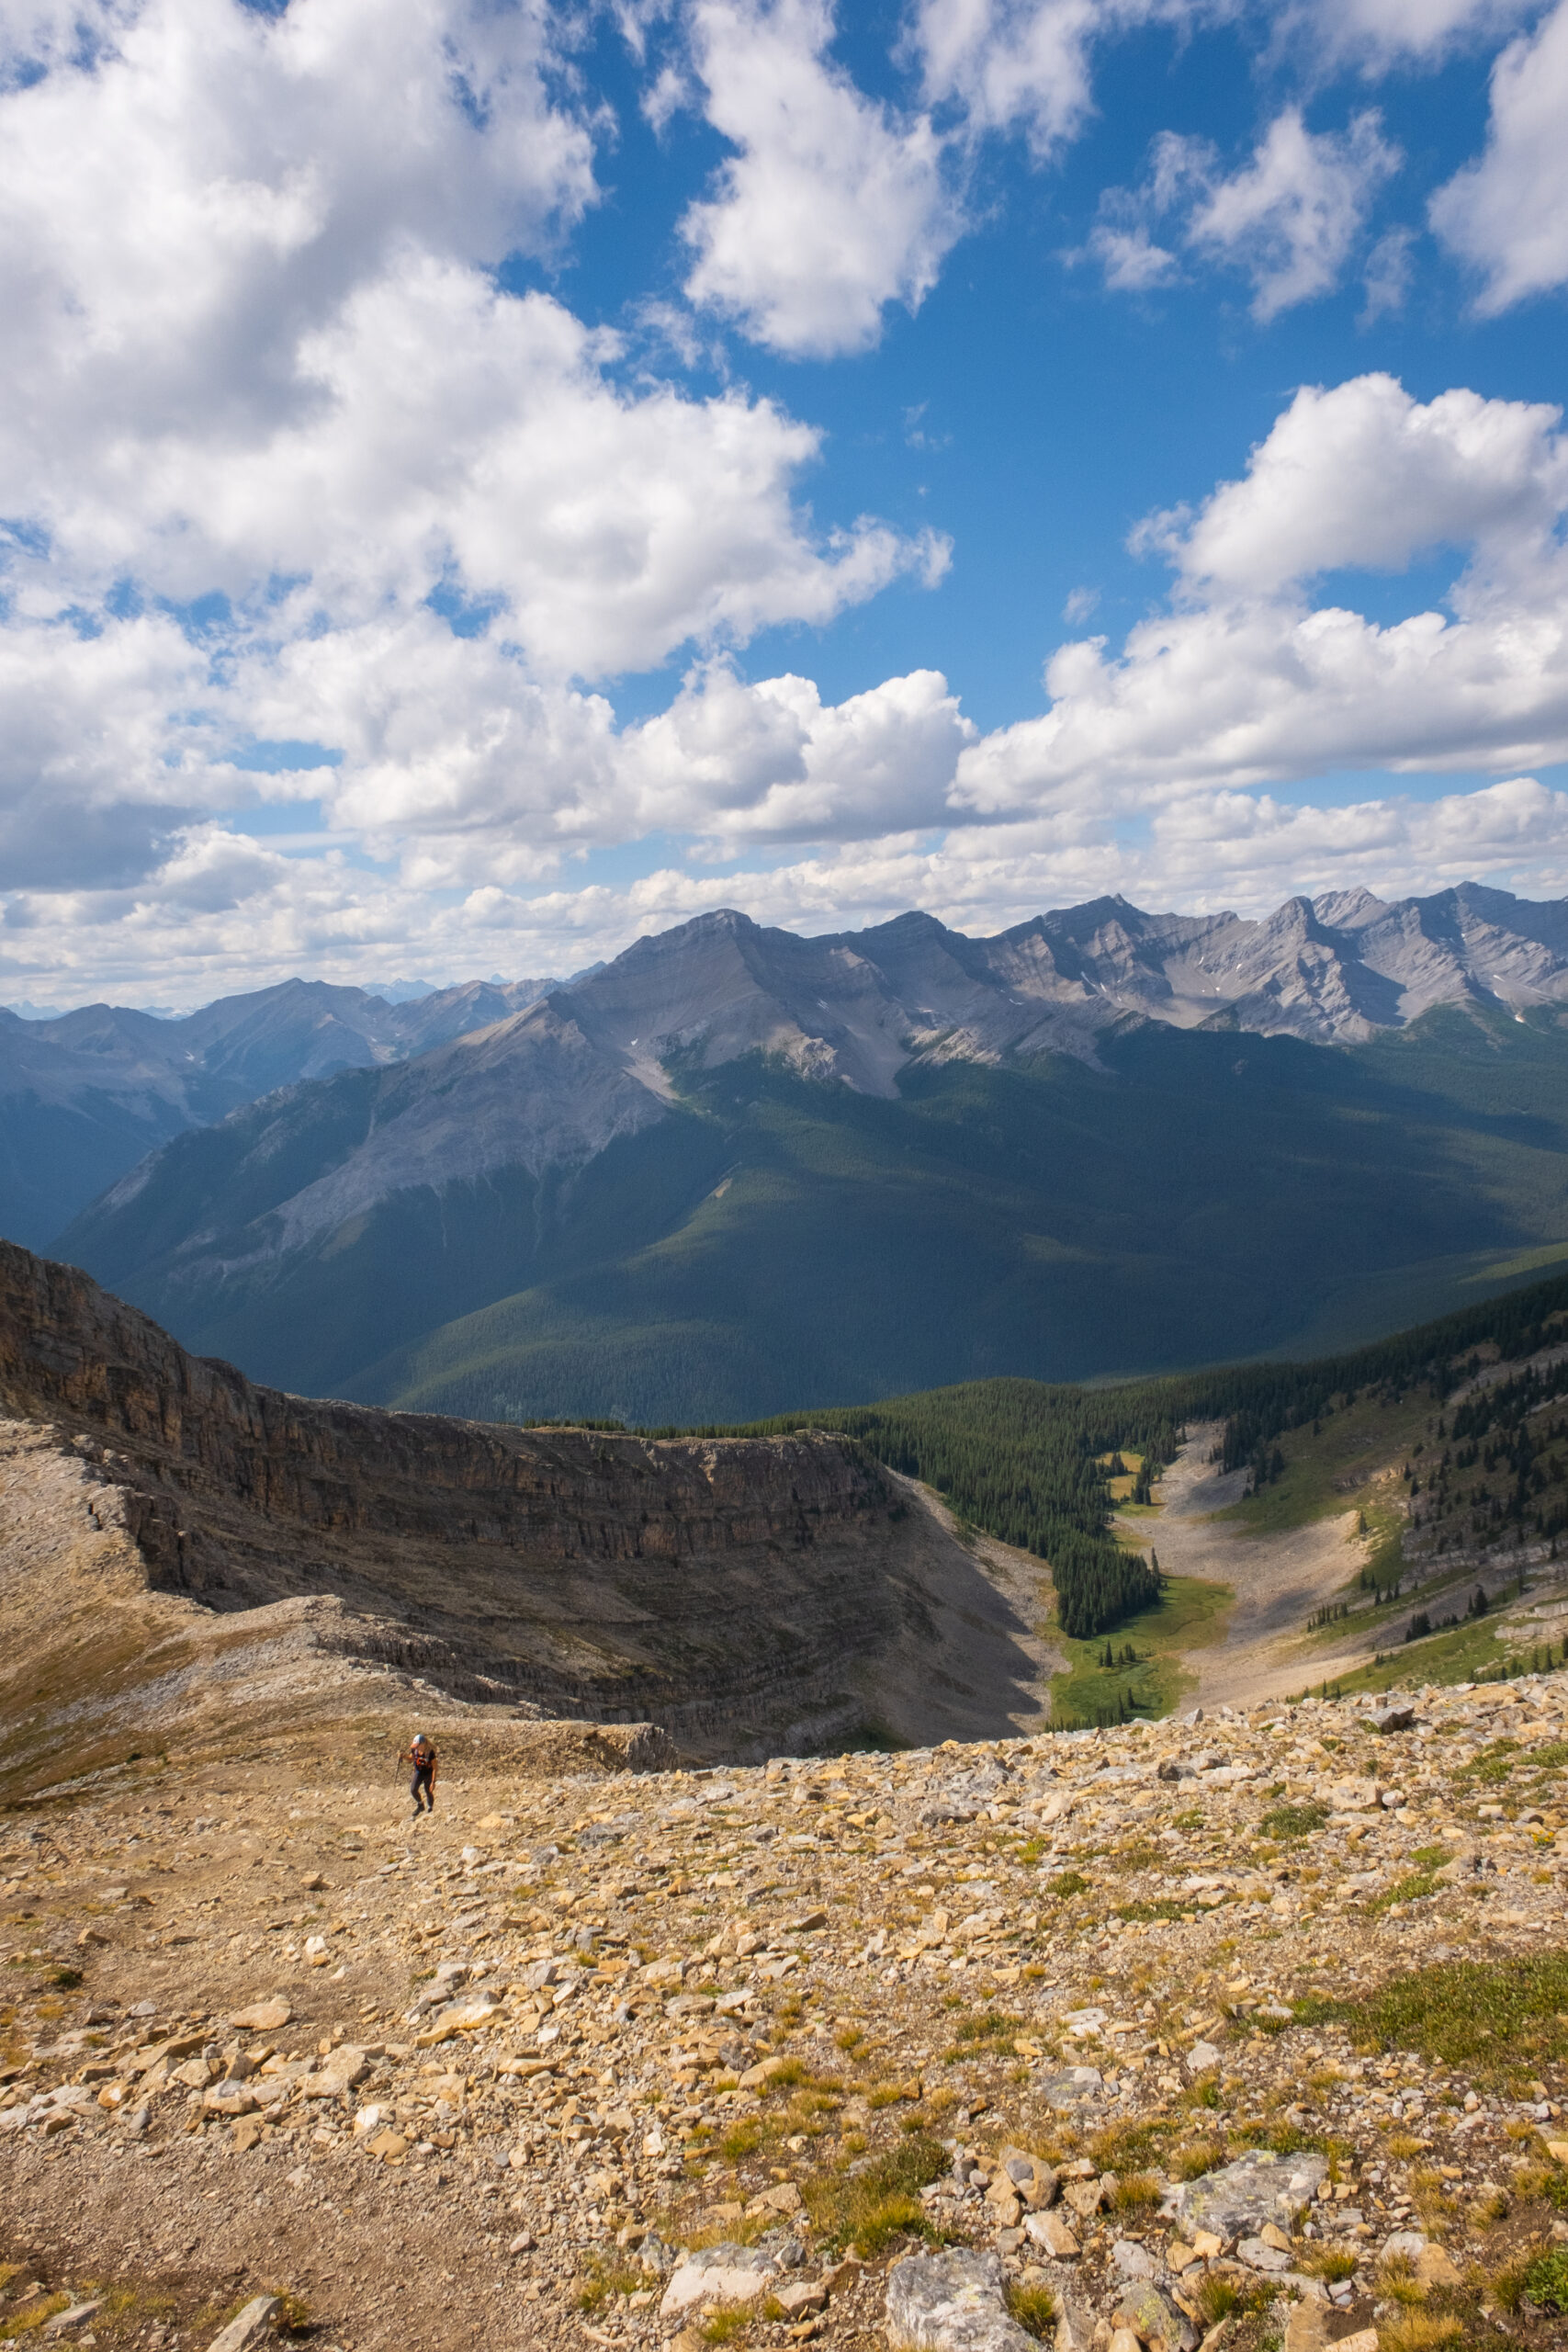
[0,971,558,1250]
[28,880,1568,1423]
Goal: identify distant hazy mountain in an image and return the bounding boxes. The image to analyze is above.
[51,883,1568,1423]
[0,973,556,1247]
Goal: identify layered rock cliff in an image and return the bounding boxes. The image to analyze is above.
[0,1241,1049,1794]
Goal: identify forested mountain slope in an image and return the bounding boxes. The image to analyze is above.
[48,888,1568,1421]
[733,1261,1568,1644]
[63,1000,1568,1424]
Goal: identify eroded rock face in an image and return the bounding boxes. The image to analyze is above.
[0,1239,1043,1781]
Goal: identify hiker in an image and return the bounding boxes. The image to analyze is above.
[402,1730,438,1815]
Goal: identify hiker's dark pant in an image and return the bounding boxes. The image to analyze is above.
[411,1766,435,1811]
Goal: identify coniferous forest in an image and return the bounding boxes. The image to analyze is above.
[723,1265,1568,1639]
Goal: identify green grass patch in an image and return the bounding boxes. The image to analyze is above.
[758,2058,810,2094]
[1191,2274,1276,2327]
[1089,2120,1173,2170]
[1294,1950,1568,2075]
[1110,2171,1163,2211]
[1047,1574,1230,1727]
[1259,1801,1328,1841]
[0,2298,72,2343]
[1047,1870,1091,1898]
[1232,2120,1329,2156]
[1169,2137,1227,2180]
[802,2133,948,2256]
[1007,2282,1058,2340]
[1513,2245,1568,2314]
[1215,1385,1435,1539]
[1297,1611,1515,1701]
[1369,1870,1442,1912]
[942,2008,1024,2061]
[1300,2248,1359,2283]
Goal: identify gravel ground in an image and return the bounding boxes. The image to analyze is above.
[5,1678,1568,2352]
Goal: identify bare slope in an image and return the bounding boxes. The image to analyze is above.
[3,1675,1567,2352]
[0,1241,1050,1797]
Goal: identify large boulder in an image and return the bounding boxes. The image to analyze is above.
[886,2249,1036,2352]
[660,2242,789,2320]
[1162,2150,1326,2243]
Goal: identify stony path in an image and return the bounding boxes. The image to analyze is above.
[5,1678,1568,2352]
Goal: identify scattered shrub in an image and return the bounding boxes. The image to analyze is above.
[943,2009,1023,2058]
[1378,2252,1425,2308]
[573,2257,641,2313]
[1193,2275,1269,2325]
[1110,2171,1162,2211]
[1300,2249,1357,2282]
[1514,2245,1568,2313]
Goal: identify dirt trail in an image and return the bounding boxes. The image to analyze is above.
[1118,1423,1375,1708]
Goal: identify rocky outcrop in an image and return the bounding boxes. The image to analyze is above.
[0,1241,1049,1789]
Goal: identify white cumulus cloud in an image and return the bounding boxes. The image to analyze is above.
[622,661,976,844]
[913,0,1103,153]
[1279,0,1534,69]
[1157,373,1568,595]
[680,0,962,356]
[0,0,597,455]
[1083,221,1181,292]
[9,363,1568,1004]
[1429,0,1568,313]
[958,373,1568,820]
[1088,106,1401,317]
[0,0,947,897]
[1179,107,1402,320]
[1,2,1565,1018]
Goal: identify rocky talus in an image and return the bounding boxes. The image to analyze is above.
[0,1241,1050,1797]
[3,1680,1568,2352]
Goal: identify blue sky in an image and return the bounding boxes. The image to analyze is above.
[1,0,1566,1004]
